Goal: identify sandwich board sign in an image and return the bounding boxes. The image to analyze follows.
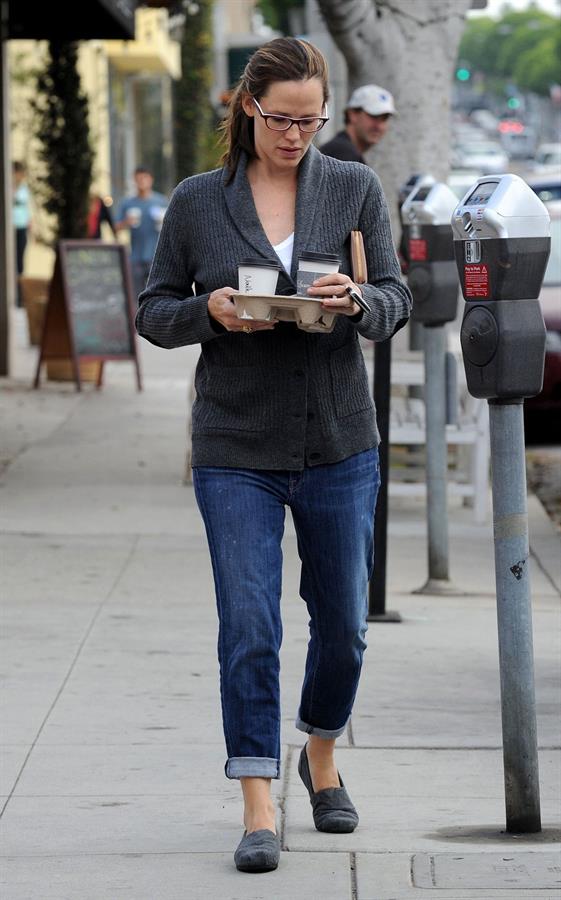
[34,241,142,391]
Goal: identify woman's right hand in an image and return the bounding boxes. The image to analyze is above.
[208,287,277,332]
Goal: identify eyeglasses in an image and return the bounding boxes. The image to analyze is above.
[252,98,329,133]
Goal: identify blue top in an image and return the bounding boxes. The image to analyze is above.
[13,183,31,229]
[116,192,168,263]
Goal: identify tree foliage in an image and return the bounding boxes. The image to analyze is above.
[458,9,561,96]
[174,0,217,177]
[256,0,304,33]
[32,41,94,243]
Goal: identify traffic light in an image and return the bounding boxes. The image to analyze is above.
[507,97,521,110]
[456,66,471,82]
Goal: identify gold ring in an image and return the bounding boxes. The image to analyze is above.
[242,325,252,334]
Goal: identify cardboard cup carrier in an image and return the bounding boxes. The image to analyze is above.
[234,254,341,332]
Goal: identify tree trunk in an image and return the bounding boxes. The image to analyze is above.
[174,0,215,179]
[317,0,471,227]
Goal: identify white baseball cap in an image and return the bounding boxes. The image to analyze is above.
[346,85,396,117]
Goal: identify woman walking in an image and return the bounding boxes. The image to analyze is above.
[136,37,411,873]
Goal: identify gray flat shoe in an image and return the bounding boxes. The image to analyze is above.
[234,828,280,873]
[298,744,359,833]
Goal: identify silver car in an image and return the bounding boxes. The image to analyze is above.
[452,141,509,175]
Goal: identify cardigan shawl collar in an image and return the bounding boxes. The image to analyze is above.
[221,144,326,293]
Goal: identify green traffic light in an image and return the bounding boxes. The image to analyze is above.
[456,68,471,82]
[507,97,520,109]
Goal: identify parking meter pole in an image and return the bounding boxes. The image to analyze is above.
[489,399,541,833]
[452,173,550,834]
[368,339,401,623]
[419,324,451,588]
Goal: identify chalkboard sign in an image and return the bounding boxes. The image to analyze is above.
[34,240,142,391]
[63,245,133,356]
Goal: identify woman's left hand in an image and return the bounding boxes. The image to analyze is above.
[306,274,364,317]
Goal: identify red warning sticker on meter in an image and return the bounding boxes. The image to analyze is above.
[464,264,489,298]
[409,239,427,261]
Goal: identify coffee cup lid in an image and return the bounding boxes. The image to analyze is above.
[298,252,341,264]
[239,258,281,270]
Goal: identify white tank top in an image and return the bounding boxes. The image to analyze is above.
[272,232,294,273]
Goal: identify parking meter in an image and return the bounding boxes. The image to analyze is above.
[401,178,459,325]
[399,173,425,208]
[451,174,550,400]
[398,174,426,272]
[400,176,461,593]
[451,174,551,835]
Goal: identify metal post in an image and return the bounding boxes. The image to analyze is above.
[368,338,401,622]
[415,324,458,594]
[0,31,14,376]
[488,399,541,833]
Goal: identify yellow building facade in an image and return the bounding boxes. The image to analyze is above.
[8,7,180,278]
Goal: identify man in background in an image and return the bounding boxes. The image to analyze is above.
[319,84,396,164]
[115,167,168,299]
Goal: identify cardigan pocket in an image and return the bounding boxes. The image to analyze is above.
[329,343,373,419]
[192,365,278,433]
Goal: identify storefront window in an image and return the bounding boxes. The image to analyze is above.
[109,67,175,203]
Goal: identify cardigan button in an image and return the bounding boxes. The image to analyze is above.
[294,369,305,377]
[309,452,322,461]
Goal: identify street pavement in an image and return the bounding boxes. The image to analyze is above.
[1,309,560,899]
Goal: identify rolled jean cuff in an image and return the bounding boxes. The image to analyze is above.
[295,715,348,739]
[225,757,280,780]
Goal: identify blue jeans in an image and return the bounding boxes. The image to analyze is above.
[193,448,380,779]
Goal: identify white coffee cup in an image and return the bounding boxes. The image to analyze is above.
[127,206,142,228]
[297,252,341,296]
[238,258,281,295]
[150,205,166,232]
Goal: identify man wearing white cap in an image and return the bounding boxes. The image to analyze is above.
[319,84,396,164]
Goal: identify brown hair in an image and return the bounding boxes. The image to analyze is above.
[220,38,329,180]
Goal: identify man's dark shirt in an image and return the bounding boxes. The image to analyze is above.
[319,130,366,164]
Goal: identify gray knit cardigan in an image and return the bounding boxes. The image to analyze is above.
[135,145,412,469]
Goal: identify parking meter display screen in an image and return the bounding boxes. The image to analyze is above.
[465,181,498,206]
[411,186,431,202]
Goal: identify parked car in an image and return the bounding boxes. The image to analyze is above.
[452,141,509,175]
[524,208,561,441]
[534,143,561,169]
[500,128,537,160]
[469,108,500,134]
[525,172,561,205]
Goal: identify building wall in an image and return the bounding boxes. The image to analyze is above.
[7,8,180,279]
[223,0,257,34]
[9,39,55,276]
[77,42,112,197]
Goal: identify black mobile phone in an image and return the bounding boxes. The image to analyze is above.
[345,286,370,314]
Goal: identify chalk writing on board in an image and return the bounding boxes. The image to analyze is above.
[63,246,132,356]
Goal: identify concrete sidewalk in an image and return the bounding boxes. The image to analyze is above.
[1,313,560,899]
